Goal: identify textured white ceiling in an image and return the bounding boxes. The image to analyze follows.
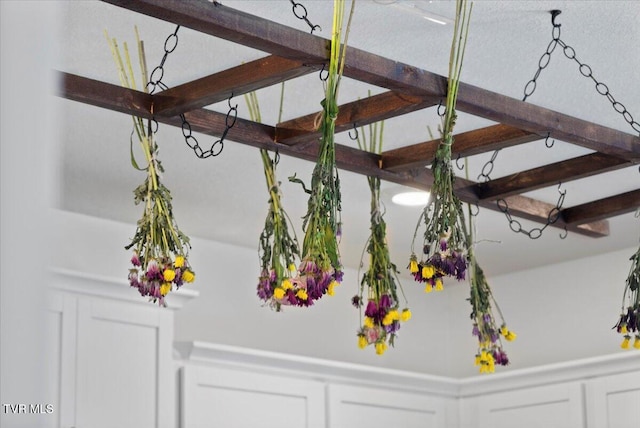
[55,0,640,279]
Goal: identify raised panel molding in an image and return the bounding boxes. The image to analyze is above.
[180,365,325,428]
[467,382,585,428]
[48,269,192,428]
[75,298,172,428]
[328,384,452,428]
[47,294,77,428]
[585,371,640,428]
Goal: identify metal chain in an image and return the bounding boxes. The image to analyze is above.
[496,183,568,240]
[147,26,180,95]
[179,95,237,159]
[289,0,321,34]
[147,25,233,158]
[477,149,500,183]
[523,10,640,135]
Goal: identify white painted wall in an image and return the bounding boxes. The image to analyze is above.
[1,1,61,427]
[48,209,636,379]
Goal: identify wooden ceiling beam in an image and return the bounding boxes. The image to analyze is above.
[381,124,541,172]
[562,189,640,225]
[59,71,153,118]
[55,71,610,238]
[102,0,640,163]
[153,56,312,117]
[474,153,631,201]
[275,91,439,145]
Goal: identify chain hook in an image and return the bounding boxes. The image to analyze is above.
[544,132,555,148]
[550,10,562,28]
[559,226,568,239]
[436,99,446,117]
[455,153,465,171]
[348,123,359,141]
[319,63,329,81]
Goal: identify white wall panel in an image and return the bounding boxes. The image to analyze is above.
[586,371,640,428]
[180,365,325,428]
[75,298,173,428]
[328,384,449,428]
[472,382,584,428]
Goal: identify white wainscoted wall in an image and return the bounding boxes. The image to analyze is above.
[45,265,640,428]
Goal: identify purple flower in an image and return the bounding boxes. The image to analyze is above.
[379,294,391,311]
[493,349,510,366]
[365,300,378,318]
[146,260,161,281]
[131,251,141,267]
[440,239,448,252]
[352,295,363,308]
[472,324,480,337]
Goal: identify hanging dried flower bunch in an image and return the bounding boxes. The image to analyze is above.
[353,120,411,355]
[288,0,355,305]
[614,243,640,350]
[408,0,471,292]
[245,90,304,311]
[106,28,194,306]
[466,204,516,373]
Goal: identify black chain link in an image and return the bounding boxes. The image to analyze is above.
[147,25,234,158]
[289,0,321,34]
[523,10,640,135]
[496,183,568,240]
[179,95,237,159]
[147,26,180,95]
[477,149,500,183]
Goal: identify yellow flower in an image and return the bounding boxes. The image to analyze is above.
[634,336,640,349]
[281,279,293,290]
[620,324,628,334]
[474,354,481,366]
[160,282,171,296]
[409,259,419,274]
[505,330,517,342]
[174,256,185,268]
[401,308,412,322]
[357,335,367,349]
[621,336,631,349]
[288,263,296,272]
[163,269,176,282]
[382,314,393,326]
[375,342,387,355]
[363,317,374,329]
[273,288,285,299]
[327,280,336,296]
[182,270,195,283]
[434,278,444,291]
[422,265,435,279]
[296,289,308,301]
[424,284,433,293]
[500,325,508,336]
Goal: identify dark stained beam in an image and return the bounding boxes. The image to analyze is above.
[154,56,312,117]
[382,124,541,172]
[102,0,640,163]
[58,71,152,118]
[404,168,609,238]
[275,91,439,145]
[55,71,610,238]
[562,189,640,225]
[474,153,631,201]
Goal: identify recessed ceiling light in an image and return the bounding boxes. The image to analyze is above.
[391,191,430,207]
